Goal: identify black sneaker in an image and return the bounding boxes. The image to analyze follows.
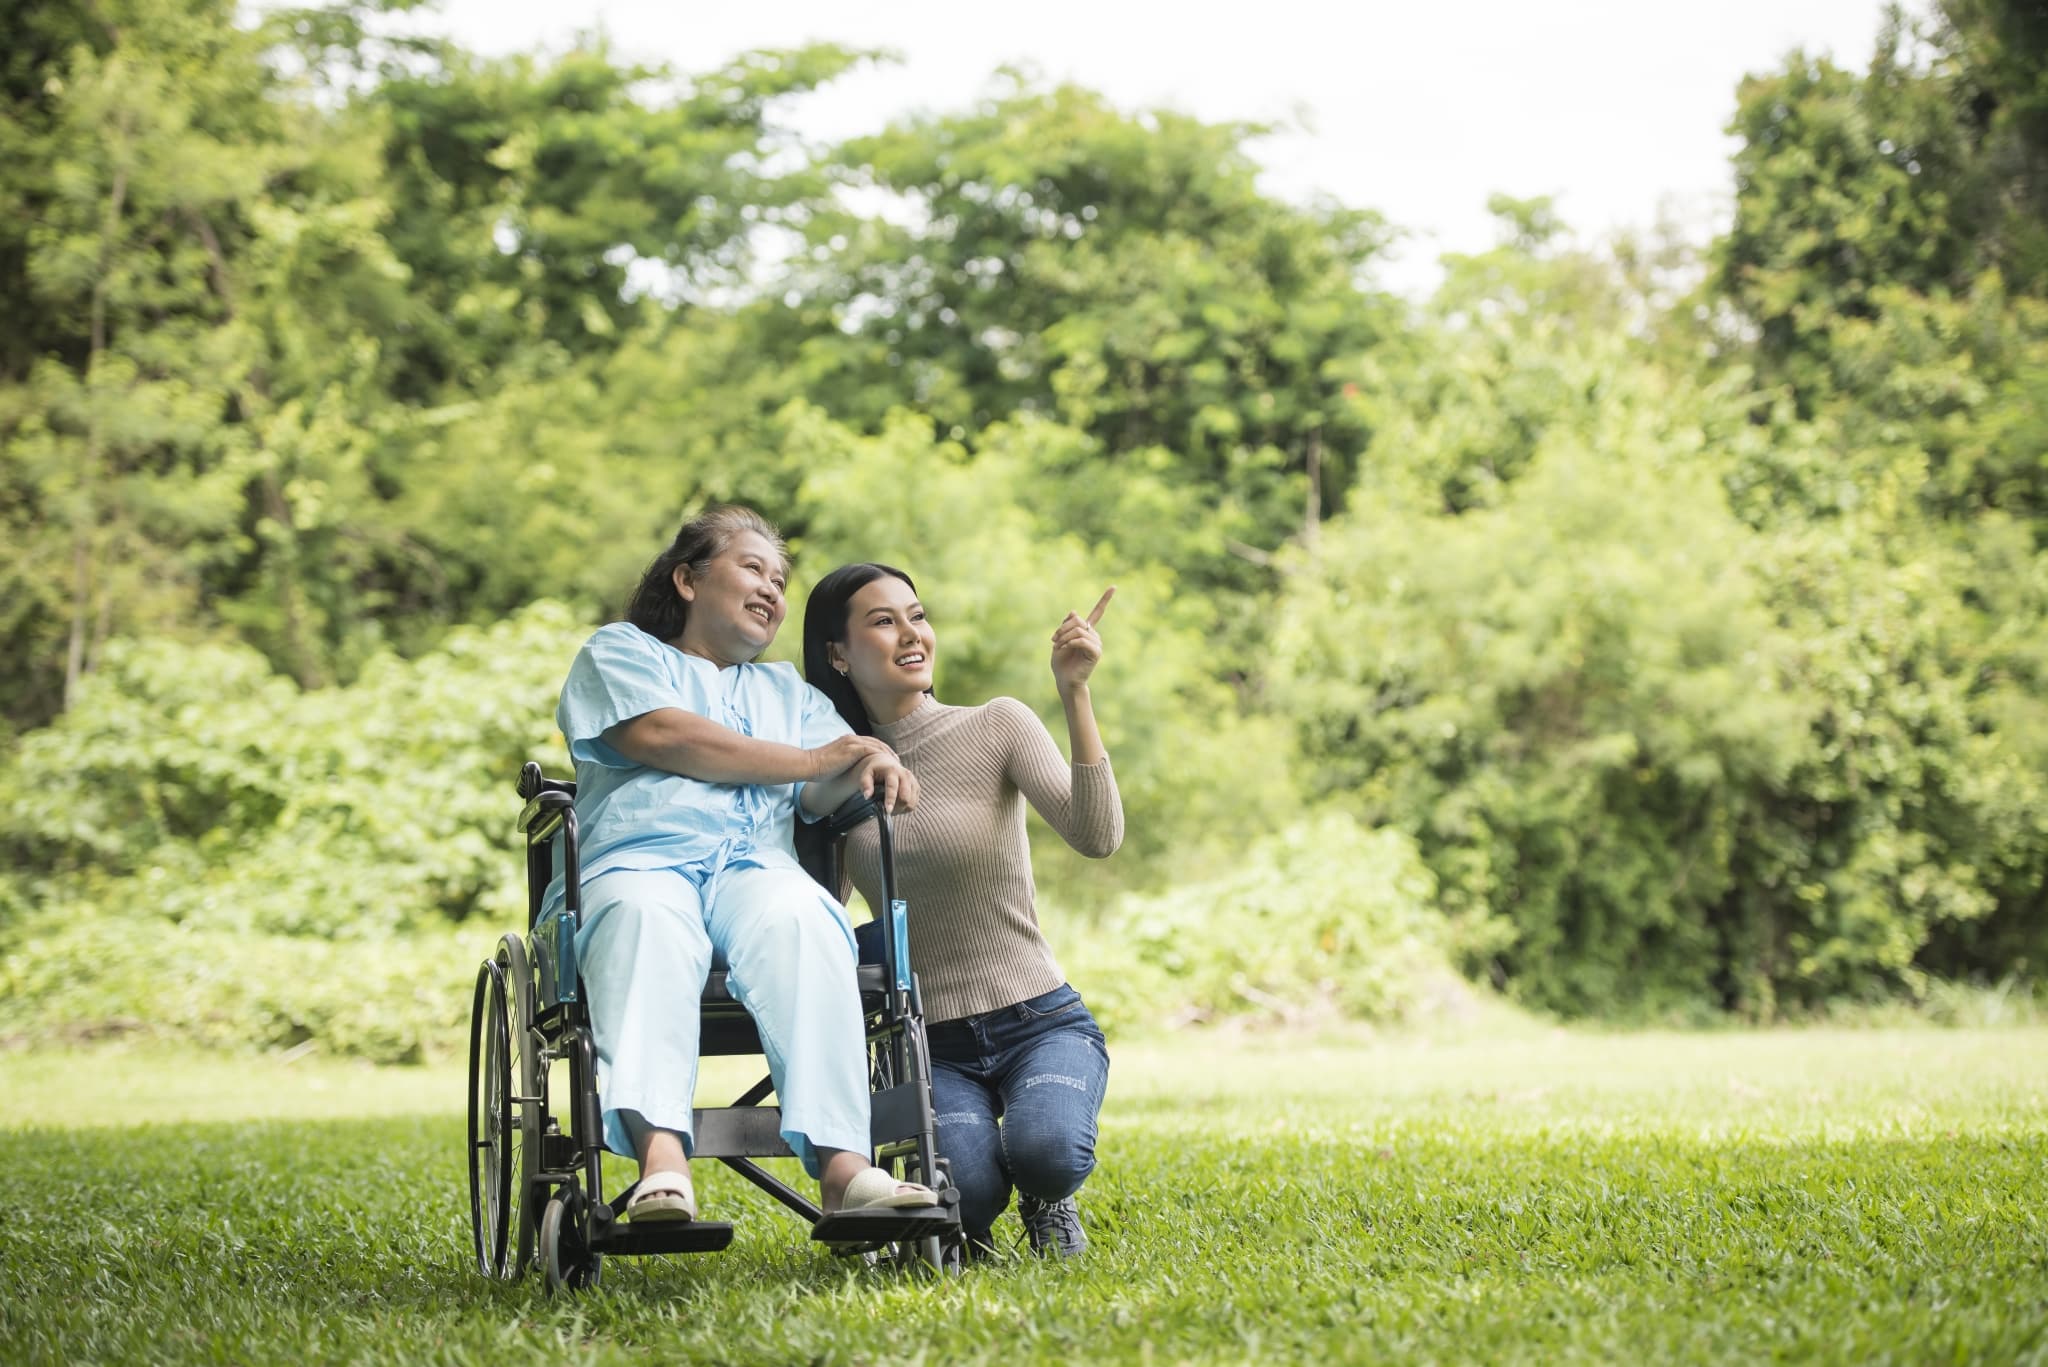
[1017,1194,1087,1258]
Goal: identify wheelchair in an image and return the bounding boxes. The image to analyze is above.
[466,761,962,1291]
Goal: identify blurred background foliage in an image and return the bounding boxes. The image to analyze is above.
[2,0,2043,1058]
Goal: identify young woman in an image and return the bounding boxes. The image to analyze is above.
[801,564,1123,1258]
[550,507,937,1227]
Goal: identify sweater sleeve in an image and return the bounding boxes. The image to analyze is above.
[984,696,1124,858]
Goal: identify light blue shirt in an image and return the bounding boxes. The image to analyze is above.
[544,622,852,909]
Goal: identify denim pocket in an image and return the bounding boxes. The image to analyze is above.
[1015,983,1083,1020]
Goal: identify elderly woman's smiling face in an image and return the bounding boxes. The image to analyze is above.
[672,529,789,666]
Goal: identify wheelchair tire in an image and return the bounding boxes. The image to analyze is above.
[496,933,543,1278]
[466,958,517,1278]
[540,1191,602,1294]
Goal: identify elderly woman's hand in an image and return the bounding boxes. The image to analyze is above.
[807,733,894,781]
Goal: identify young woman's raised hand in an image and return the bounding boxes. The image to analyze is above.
[1051,588,1114,694]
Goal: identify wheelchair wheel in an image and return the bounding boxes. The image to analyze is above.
[467,948,539,1279]
[467,959,511,1276]
[496,933,544,1275]
[540,1189,603,1294]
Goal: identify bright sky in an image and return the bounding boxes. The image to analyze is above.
[418,0,1890,295]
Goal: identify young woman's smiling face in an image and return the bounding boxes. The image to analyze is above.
[832,574,935,709]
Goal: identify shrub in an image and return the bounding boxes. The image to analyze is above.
[1058,813,1457,1034]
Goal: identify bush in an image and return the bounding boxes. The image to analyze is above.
[1057,813,1460,1034]
[0,603,585,1058]
[0,915,479,1064]
[0,602,584,935]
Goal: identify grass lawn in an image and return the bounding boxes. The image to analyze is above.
[2,1025,2045,1365]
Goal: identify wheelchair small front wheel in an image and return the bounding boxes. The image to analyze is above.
[540,1191,603,1294]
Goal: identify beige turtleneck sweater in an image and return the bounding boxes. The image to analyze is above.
[842,694,1123,1023]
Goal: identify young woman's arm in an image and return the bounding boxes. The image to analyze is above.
[1051,587,1112,766]
[992,698,1123,857]
[1058,683,1107,767]
[994,582,1124,857]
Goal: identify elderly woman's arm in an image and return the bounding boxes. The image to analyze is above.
[605,710,917,814]
[607,708,879,784]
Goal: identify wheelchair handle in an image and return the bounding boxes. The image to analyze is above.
[824,793,917,1011]
[823,793,895,900]
[518,760,576,801]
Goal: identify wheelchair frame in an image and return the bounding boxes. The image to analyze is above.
[466,761,961,1291]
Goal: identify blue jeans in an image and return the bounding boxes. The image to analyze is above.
[924,983,1111,1245]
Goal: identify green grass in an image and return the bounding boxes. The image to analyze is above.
[3,1027,2046,1365]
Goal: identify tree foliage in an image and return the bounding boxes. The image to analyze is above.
[2,0,2044,1052]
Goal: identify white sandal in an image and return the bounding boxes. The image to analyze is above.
[626,1168,697,1223]
[837,1166,938,1212]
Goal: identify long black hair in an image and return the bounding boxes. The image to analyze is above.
[800,561,921,736]
[625,505,786,642]
[795,561,921,893]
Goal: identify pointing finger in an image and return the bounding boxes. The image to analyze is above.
[1085,587,1116,626]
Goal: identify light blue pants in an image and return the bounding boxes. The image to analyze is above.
[574,859,870,1177]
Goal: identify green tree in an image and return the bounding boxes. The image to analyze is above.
[784,78,1395,556]
[1283,194,2048,1015]
[0,4,869,723]
[1276,285,1804,1013]
[1709,0,2048,994]
[1,0,299,724]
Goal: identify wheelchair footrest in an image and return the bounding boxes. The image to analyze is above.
[810,1205,957,1247]
[594,1219,736,1257]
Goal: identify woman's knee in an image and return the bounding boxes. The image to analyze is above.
[580,892,713,1010]
[721,887,855,974]
[720,873,847,946]
[1002,1119,1097,1200]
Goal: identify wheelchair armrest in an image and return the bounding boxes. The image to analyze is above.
[823,793,880,840]
[518,760,576,801]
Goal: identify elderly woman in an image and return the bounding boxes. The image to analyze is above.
[550,505,937,1224]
